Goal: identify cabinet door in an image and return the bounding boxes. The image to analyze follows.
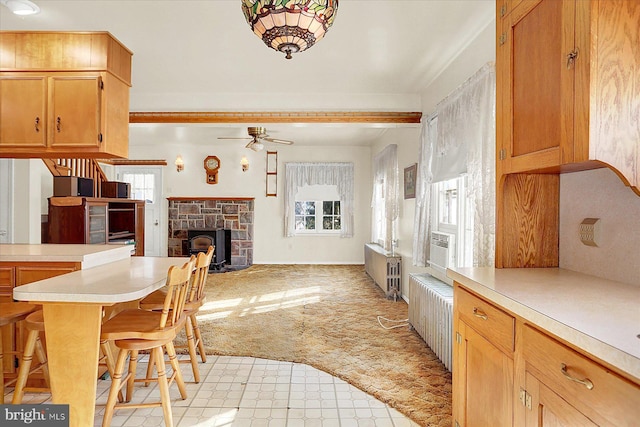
[49,76,102,148]
[0,76,47,147]
[498,0,576,173]
[525,372,598,427]
[454,321,514,427]
[87,202,107,244]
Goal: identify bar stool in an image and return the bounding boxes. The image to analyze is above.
[0,302,38,404]
[11,309,51,404]
[100,256,196,427]
[139,245,214,383]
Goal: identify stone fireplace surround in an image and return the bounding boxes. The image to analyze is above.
[168,197,254,267]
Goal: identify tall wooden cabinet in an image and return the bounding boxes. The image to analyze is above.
[48,197,145,256]
[495,0,640,267]
[0,32,132,158]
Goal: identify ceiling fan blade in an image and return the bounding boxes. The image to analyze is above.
[263,137,294,145]
[218,137,252,140]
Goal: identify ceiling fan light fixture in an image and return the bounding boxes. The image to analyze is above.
[1,0,40,15]
[250,141,265,152]
[242,0,338,59]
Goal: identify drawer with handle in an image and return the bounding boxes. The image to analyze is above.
[455,285,515,354]
[523,324,640,426]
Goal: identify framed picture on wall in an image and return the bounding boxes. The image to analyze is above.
[404,163,417,199]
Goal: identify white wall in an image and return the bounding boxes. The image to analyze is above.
[128,140,374,264]
[13,160,45,243]
[560,168,640,286]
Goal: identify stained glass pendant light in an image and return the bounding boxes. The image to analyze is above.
[242,0,338,59]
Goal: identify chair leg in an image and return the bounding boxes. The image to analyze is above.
[100,340,124,403]
[125,350,139,403]
[184,318,200,383]
[144,353,156,387]
[11,329,38,404]
[153,347,173,427]
[190,314,207,363]
[102,349,128,427]
[33,334,50,389]
[164,341,187,399]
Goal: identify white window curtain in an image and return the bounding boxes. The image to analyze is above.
[412,62,496,267]
[412,117,436,266]
[371,144,400,252]
[466,63,496,267]
[284,162,354,238]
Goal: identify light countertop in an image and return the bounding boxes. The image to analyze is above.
[447,267,640,382]
[0,243,132,268]
[13,256,190,304]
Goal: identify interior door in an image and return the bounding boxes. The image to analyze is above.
[116,167,162,256]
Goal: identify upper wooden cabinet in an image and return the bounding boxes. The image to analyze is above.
[0,32,132,159]
[497,0,640,193]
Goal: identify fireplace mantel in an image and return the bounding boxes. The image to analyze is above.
[168,198,254,267]
[167,197,255,202]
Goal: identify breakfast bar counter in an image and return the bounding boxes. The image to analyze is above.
[11,253,188,427]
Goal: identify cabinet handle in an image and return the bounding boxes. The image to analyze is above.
[35,117,40,132]
[566,49,579,69]
[56,116,61,132]
[472,307,488,320]
[560,363,594,390]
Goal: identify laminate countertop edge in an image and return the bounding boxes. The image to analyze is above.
[0,244,133,268]
[447,266,640,383]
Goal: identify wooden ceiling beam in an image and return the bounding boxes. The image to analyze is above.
[129,111,422,124]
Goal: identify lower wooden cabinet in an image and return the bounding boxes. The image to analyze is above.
[0,262,79,382]
[453,285,515,427]
[454,321,514,427]
[524,372,598,426]
[453,282,640,426]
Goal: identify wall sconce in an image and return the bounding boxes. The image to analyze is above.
[175,155,184,172]
[240,156,249,172]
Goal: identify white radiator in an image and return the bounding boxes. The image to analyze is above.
[408,273,453,371]
[364,243,402,299]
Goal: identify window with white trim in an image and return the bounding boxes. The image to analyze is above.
[431,175,473,268]
[294,185,342,235]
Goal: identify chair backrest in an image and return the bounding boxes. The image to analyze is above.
[160,256,196,328]
[188,245,214,304]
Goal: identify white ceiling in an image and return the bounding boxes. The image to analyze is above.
[1,0,495,147]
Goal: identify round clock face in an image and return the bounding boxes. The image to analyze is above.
[205,157,219,170]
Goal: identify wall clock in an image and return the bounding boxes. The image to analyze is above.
[203,156,220,184]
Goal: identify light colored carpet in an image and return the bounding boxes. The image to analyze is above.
[185,264,452,426]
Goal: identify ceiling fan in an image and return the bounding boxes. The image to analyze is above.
[218,126,294,151]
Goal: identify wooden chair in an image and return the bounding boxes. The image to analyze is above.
[11,310,51,404]
[99,256,196,427]
[139,246,213,383]
[0,302,38,404]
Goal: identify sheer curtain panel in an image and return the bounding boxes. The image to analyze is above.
[284,163,354,238]
[371,144,400,251]
[412,117,436,266]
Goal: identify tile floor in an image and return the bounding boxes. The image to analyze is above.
[8,355,419,426]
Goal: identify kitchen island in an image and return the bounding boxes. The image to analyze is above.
[448,266,640,426]
[4,244,187,427]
